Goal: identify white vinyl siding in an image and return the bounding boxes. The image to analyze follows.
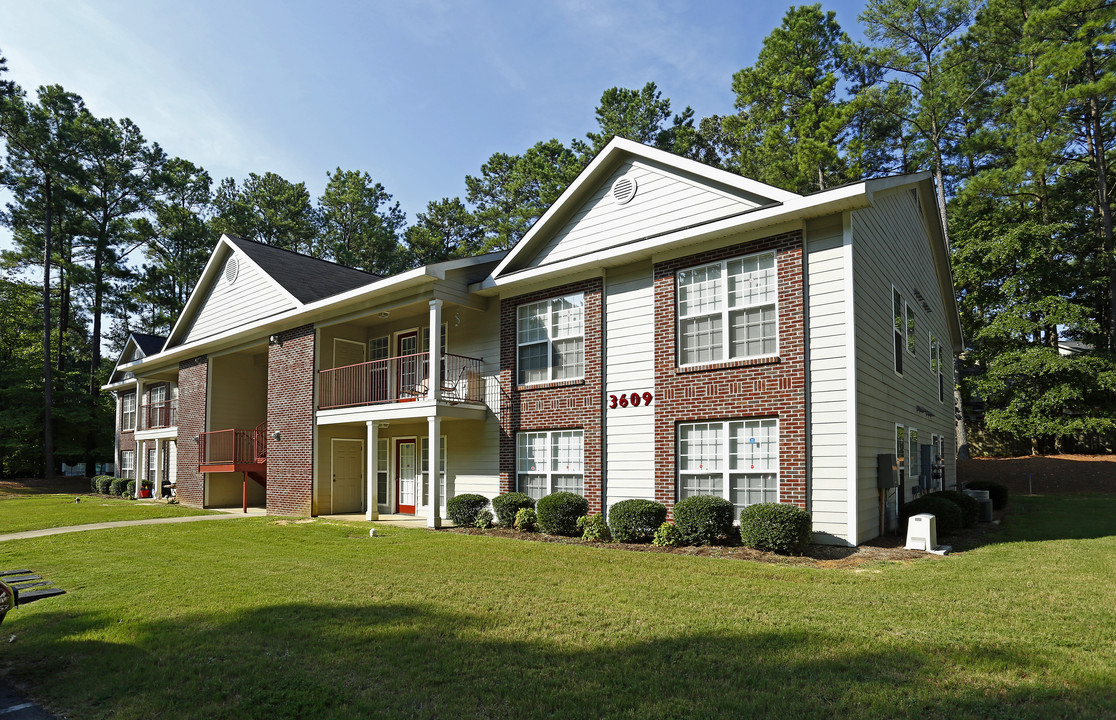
[517,294,584,385]
[678,419,779,518]
[677,250,776,366]
[516,430,584,500]
[183,250,295,344]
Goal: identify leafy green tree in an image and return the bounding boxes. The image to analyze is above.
[405,197,483,266]
[212,172,319,256]
[317,168,407,275]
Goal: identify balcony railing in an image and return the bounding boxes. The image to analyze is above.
[318,352,485,410]
[139,400,177,430]
[199,422,267,466]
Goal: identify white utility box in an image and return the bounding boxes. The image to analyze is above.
[905,513,951,555]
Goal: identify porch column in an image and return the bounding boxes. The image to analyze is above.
[429,299,442,402]
[366,421,379,521]
[152,440,162,499]
[427,414,441,528]
[135,439,145,499]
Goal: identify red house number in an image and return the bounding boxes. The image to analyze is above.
[609,392,653,409]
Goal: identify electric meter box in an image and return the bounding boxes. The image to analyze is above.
[877,453,899,489]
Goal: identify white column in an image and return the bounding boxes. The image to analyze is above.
[429,298,442,402]
[366,421,379,521]
[135,439,145,499]
[427,414,441,528]
[152,440,162,499]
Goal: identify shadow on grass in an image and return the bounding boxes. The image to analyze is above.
[7,602,1114,720]
[947,494,1116,551]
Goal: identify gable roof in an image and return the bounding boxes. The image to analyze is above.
[223,235,381,304]
[132,332,167,356]
[106,331,168,385]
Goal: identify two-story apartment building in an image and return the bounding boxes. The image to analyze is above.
[104,138,962,546]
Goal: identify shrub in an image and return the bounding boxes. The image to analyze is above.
[446,493,489,527]
[652,522,682,547]
[901,496,962,537]
[125,479,154,498]
[110,477,131,496]
[608,499,667,543]
[964,480,1009,510]
[474,510,494,529]
[577,513,611,542]
[673,495,735,546]
[90,475,114,494]
[492,492,535,528]
[514,507,537,532]
[739,503,812,555]
[928,490,979,527]
[536,492,589,536]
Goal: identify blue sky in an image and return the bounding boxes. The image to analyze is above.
[1,0,870,246]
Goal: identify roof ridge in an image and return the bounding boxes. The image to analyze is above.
[224,234,382,280]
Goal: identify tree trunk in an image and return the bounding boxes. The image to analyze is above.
[42,175,55,480]
[86,227,106,476]
[1083,51,1115,351]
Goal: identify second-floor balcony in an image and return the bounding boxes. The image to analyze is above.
[199,422,267,469]
[319,352,485,410]
[139,400,177,430]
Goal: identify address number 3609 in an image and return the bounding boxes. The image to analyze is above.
[608,392,653,409]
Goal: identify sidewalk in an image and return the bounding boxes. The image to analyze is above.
[0,507,265,543]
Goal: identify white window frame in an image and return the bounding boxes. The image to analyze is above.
[516,429,584,500]
[895,423,906,486]
[930,332,944,403]
[369,336,389,361]
[677,250,778,367]
[420,323,448,354]
[516,293,585,385]
[376,437,390,511]
[121,391,137,431]
[677,419,779,516]
[893,287,905,375]
[905,302,916,355]
[120,450,135,480]
[420,435,448,507]
[909,427,920,480]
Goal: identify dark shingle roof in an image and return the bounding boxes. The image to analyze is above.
[224,235,382,304]
[132,332,167,356]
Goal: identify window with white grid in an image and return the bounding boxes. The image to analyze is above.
[517,294,584,385]
[420,436,447,506]
[120,450,135,480]
[678,419,779,517]
[677,251,776,366]
[517,429,583,500]
[121,391,136,431]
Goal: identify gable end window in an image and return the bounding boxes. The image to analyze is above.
[121,391,137,431]
[677,251,777,366]
[517,294,584,385]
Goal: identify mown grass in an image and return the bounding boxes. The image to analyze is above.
[0,494,1113,719]
[0,493,217,534]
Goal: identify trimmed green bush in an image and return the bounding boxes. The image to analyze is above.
[514,507,537,532]
[536,492,589,536]
[110,477,131,496]
[739,503,812,555]
[474,510,494,529]
[125,479,154,498]
[652,522,682,547]
[446,493,489,527]
[964,480,1009,510]
[673,495,735,546]
[901,496,962,537]
[608,499,667,543]
[492,492,535,528]
[928,490,979,527]
[91,475,114,494]
[577,513,611,542]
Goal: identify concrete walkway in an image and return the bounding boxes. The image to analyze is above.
[0,507,265,543]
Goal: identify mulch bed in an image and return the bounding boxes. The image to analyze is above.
[958,454,1116,494]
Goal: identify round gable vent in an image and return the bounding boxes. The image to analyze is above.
[224,256,239,285]
[612,175,638,205]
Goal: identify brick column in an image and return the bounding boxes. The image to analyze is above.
[266,324,315,516]
[176,356,208,508]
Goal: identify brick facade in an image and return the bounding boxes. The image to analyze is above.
[175,355,208,508]
[265,324,315,516]
[654,231,807,515]
[499,278,604,513]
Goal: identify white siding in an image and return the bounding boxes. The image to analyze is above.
[183,249,296,345]
[805,216,851,544]
[852,189,957,543]
[527,159,766,269]
[602,263,656,510]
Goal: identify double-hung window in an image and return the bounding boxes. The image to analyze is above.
[517,294,584,385]
[420,436,447,506]
[909,428,920,481]
[930,332,944,402]
[120,450,135,480]
[895,424,906,486]
[677,419,778,517]
[893,289,905,374]
[516,429,584,500]
[121,391,137,431]
[677,251,776,366]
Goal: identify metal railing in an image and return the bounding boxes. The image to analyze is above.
[199,422,267,466]
[139,400,177,429]
[318,352,485,409]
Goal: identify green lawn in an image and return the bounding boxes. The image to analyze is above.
[1,495,1114,719]
[0,493,218,534]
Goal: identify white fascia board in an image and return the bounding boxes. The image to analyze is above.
[100,378,137,393]
[164,236,237,348]
[474,181,871,296]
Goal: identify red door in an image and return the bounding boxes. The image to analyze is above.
[396,439,417,514]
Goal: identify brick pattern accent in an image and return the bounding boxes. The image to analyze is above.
[175,355,208,508]
[499,278,604,513]
[266,324,315,516]
[654,231,807,515]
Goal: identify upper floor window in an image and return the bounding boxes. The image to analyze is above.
[893,289,905,374]
[677,251,776,366]
[930,332,944,402]
[517,294,584,385]
[517,429,584,500]
[121,391,136,431]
